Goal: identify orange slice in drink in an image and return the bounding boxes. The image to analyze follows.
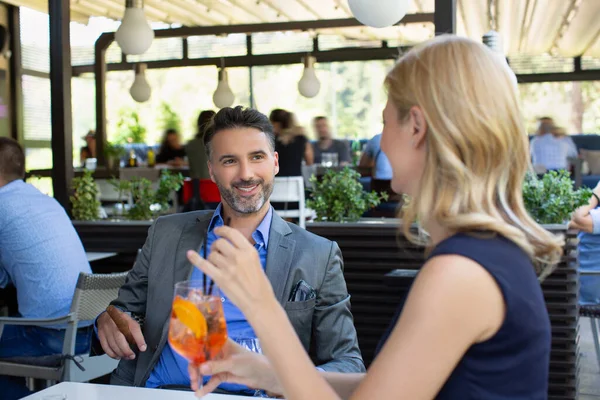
[172,296,208,339]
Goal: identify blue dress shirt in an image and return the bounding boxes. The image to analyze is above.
[146,204,272,394]
[363,134,393,180]
[530,133,578,170]
[0,180,91,323]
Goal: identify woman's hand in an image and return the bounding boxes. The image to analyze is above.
[189,339,283,397]
[186,225,278,320]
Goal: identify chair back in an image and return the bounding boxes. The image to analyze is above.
[69,272,128,322]
[271,176,305,203]
[271,177,307,228]
[199,179,222,203]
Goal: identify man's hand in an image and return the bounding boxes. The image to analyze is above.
[97,307,147,360]
[189,339,282,397]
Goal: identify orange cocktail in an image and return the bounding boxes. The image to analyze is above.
[168,280,228,366]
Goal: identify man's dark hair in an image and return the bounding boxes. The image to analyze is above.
[196,110,216,139]
[314,116,327,123]
[0,137,25,183]
[204,106,275,158]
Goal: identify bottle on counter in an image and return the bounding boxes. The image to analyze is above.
[147,147,155,167]
[128,149,138,168]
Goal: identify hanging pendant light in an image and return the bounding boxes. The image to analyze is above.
[130,63,151,103]
[213,68,235,109]
[348,0,410,28]
[115,0,154,55]
[298,55,320,98]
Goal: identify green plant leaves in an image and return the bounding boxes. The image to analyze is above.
[523,170,592,224]
[70,170,100,221]
[306,167,388,222]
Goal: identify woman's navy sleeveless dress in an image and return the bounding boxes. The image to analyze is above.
[377,233,551,399]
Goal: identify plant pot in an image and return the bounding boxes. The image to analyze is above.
[106,157,119,172]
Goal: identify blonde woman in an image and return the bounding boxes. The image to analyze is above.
[187,35,562,399]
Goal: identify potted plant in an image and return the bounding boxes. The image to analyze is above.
[108,178,131,217]
[523,170,591,225]
[104,142,126,171]
[70,170,101,221]
[127,177,155,220]
[154,170,185,213]
[522,170,591,282]
[307,167,388,222]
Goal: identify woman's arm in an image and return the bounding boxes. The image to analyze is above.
[569,186,600,232]
[195,342,365,399]
[189,229,506,400]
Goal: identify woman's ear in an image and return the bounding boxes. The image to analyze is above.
[410,106,428,148]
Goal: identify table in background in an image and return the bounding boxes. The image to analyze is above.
[23,382,250,400]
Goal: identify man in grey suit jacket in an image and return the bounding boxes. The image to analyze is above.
[96,106,364,392]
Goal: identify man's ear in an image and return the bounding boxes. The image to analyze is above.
[208,161,216,183]
[273,151,279,176]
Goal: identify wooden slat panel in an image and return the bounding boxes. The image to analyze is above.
[307,223,580,399]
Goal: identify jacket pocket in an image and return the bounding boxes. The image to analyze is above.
[284,298,316,311]
[284,298,316,350]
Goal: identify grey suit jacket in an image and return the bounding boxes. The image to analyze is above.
[109,210,365,387]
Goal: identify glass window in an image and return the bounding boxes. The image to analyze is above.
[26,176,53,197]
[105,66,250,144]
[25,147,52,170]
[519,81,600,134]
[22,74,51,141]
[72,75,96,166]
[252,60,392,140]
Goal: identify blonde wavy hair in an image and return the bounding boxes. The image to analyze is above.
[385,35,563,268]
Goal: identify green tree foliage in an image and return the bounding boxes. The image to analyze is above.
[157,102,183,133]
[114,109,147,144]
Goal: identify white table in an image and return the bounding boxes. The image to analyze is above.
[23,382,248,399]
[85,252,117,262]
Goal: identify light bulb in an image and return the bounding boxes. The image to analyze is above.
[212,68,235,109]
[348,0,410,28]
[298,56,321,98]
[130,63,151,102]
[115,0,154,55]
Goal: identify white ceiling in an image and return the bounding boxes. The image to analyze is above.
[5,0,600,57]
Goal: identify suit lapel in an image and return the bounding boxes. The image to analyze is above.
[265,212,295,305]
[173,213,212,284]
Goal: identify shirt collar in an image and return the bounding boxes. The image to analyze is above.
[208,203,273,250]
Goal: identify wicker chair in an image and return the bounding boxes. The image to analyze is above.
[0,272,127,385]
